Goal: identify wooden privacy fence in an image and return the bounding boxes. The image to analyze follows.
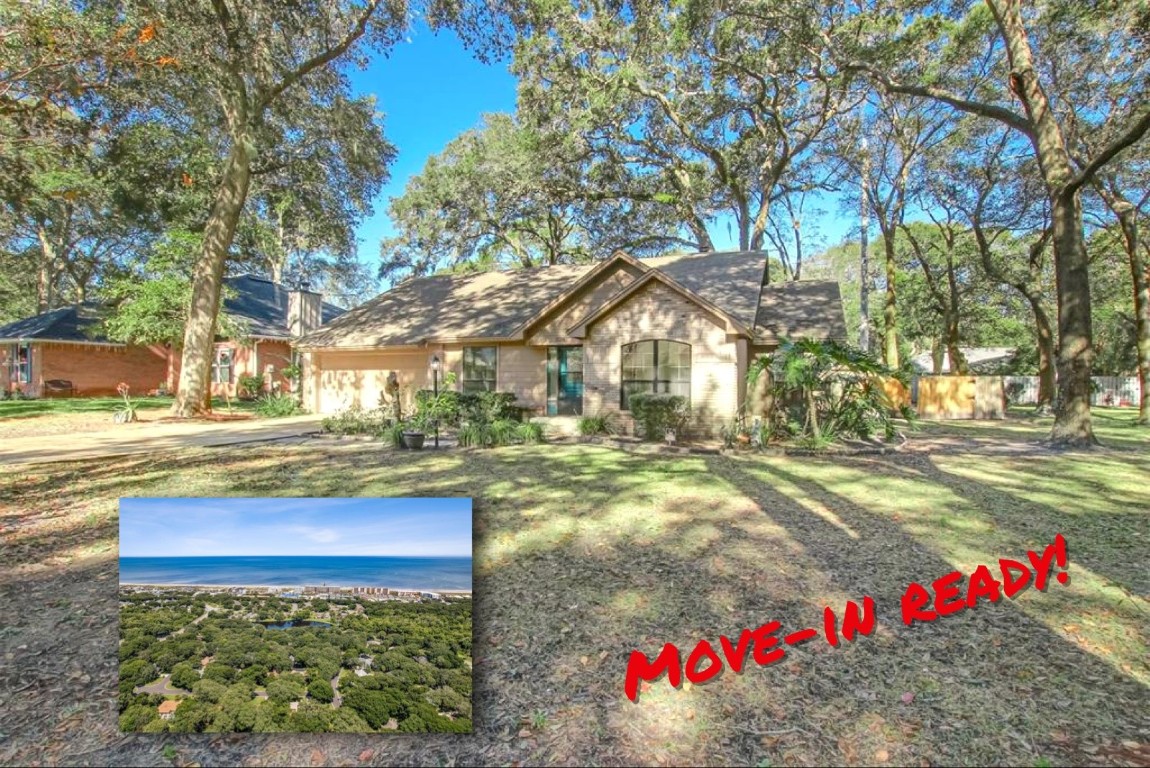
[875,376,911,410]
[916,375,1005,420]
[1002,375,1142,407]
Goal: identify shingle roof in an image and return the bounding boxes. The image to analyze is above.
[297,264,593,348]
[299,251,847,349]
[0,303,111,344]
[224,275,345,339]
[644,250,767,331]
[0,275,344,343]
[754,280,848,343]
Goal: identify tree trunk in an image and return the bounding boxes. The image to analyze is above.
[35,225,57,313]
[172,138,254,417]
[805,387,821,440]
[945,312,968,375]
[1023,290,1057,411]
[989,0,1095,445]
[1114,202,1150,425]
[1048,192,1096,442]
[881,227,899,368]
[859,171,871,352]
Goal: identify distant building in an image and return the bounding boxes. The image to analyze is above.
[910,346,1017,375]
[158,700,181,720]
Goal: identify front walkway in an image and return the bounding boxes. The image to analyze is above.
[0,414,323,465]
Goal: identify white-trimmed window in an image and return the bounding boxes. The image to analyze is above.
[10,343,32,384]
[462,346,497,393]
[211,347,234,384]
[620,339,690,410]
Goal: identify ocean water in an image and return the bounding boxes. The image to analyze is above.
[119,556,472,590]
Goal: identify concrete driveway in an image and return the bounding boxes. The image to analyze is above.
[0,414,323,465]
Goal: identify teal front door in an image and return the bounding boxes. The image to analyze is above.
[547,346,584,416]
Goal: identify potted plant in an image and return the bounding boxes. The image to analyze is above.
[401,416,426,450]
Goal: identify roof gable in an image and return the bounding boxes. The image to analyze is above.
[510,250,650,340]
[566,268,752,339]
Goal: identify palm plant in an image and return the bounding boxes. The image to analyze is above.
[748,339,914,442]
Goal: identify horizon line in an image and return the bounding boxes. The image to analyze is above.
[119,554,473,561]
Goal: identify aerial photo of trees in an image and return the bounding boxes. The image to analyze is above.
[118,591,472,733]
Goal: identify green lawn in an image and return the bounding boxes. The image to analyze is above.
[2,436,1146,767]
[0,395,260,419]
[916,405,1148,450]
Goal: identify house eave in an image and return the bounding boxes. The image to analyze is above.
[0,337,127,348]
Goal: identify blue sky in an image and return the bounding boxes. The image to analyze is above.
[119,497,472,557]
[349,25,517,265]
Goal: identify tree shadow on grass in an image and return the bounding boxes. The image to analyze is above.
[4,444,1148,767]
[845,450,1150,597]
[702,455,1148,764]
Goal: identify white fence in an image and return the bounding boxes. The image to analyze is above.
[1002,375,1142,407]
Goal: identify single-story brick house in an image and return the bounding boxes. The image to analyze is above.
[0,275,343,398]
[296,250,846,435]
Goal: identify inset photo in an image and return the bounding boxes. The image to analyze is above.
[117,497,472,734]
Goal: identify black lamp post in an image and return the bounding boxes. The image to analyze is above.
[430,355,441,448]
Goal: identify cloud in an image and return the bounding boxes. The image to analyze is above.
[290,525,340,544]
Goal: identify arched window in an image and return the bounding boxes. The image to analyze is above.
[620,340,690,410]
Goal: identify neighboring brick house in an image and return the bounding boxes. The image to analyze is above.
[297,250,847,436]
[0,275,343,398]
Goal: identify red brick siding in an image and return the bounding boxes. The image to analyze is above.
[168,340,295,398]
[8,342,173,397]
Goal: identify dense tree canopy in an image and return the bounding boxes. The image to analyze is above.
[2,0,1146,436]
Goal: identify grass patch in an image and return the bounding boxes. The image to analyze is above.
[1,443,1146,766]
[917,406,1148,450]
[0,396,260,420]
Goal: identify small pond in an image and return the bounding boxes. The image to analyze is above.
[259,619,332,630]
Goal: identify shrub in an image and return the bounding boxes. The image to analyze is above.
[488,419,520,446]
[1004,380,1027,406]
[414,389,463,426]
[577,412,616,436]
[113,382,139,424]
[256,393,303,418]
[516,420,545,444]
[461,391,520,423]
[238,374,266,400]
[381,421,406,448]
[320,404,389,436]
[456,422,489,448]
[718,419,739,449]
[747,338,914,443]
[628,392,689,441]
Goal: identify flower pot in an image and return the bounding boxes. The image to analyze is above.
[402,431,426,450]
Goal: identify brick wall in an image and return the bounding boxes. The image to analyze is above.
[496,345,547,409]
[168,340,296,399]
[582,280,740,437]
[28,342,172,397]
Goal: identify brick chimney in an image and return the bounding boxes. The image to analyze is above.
[287,284,323,336]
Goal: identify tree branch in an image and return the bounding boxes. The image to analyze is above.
[1064,107,1150,197]
[257,0,382,113]
[846,62,1034,138]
